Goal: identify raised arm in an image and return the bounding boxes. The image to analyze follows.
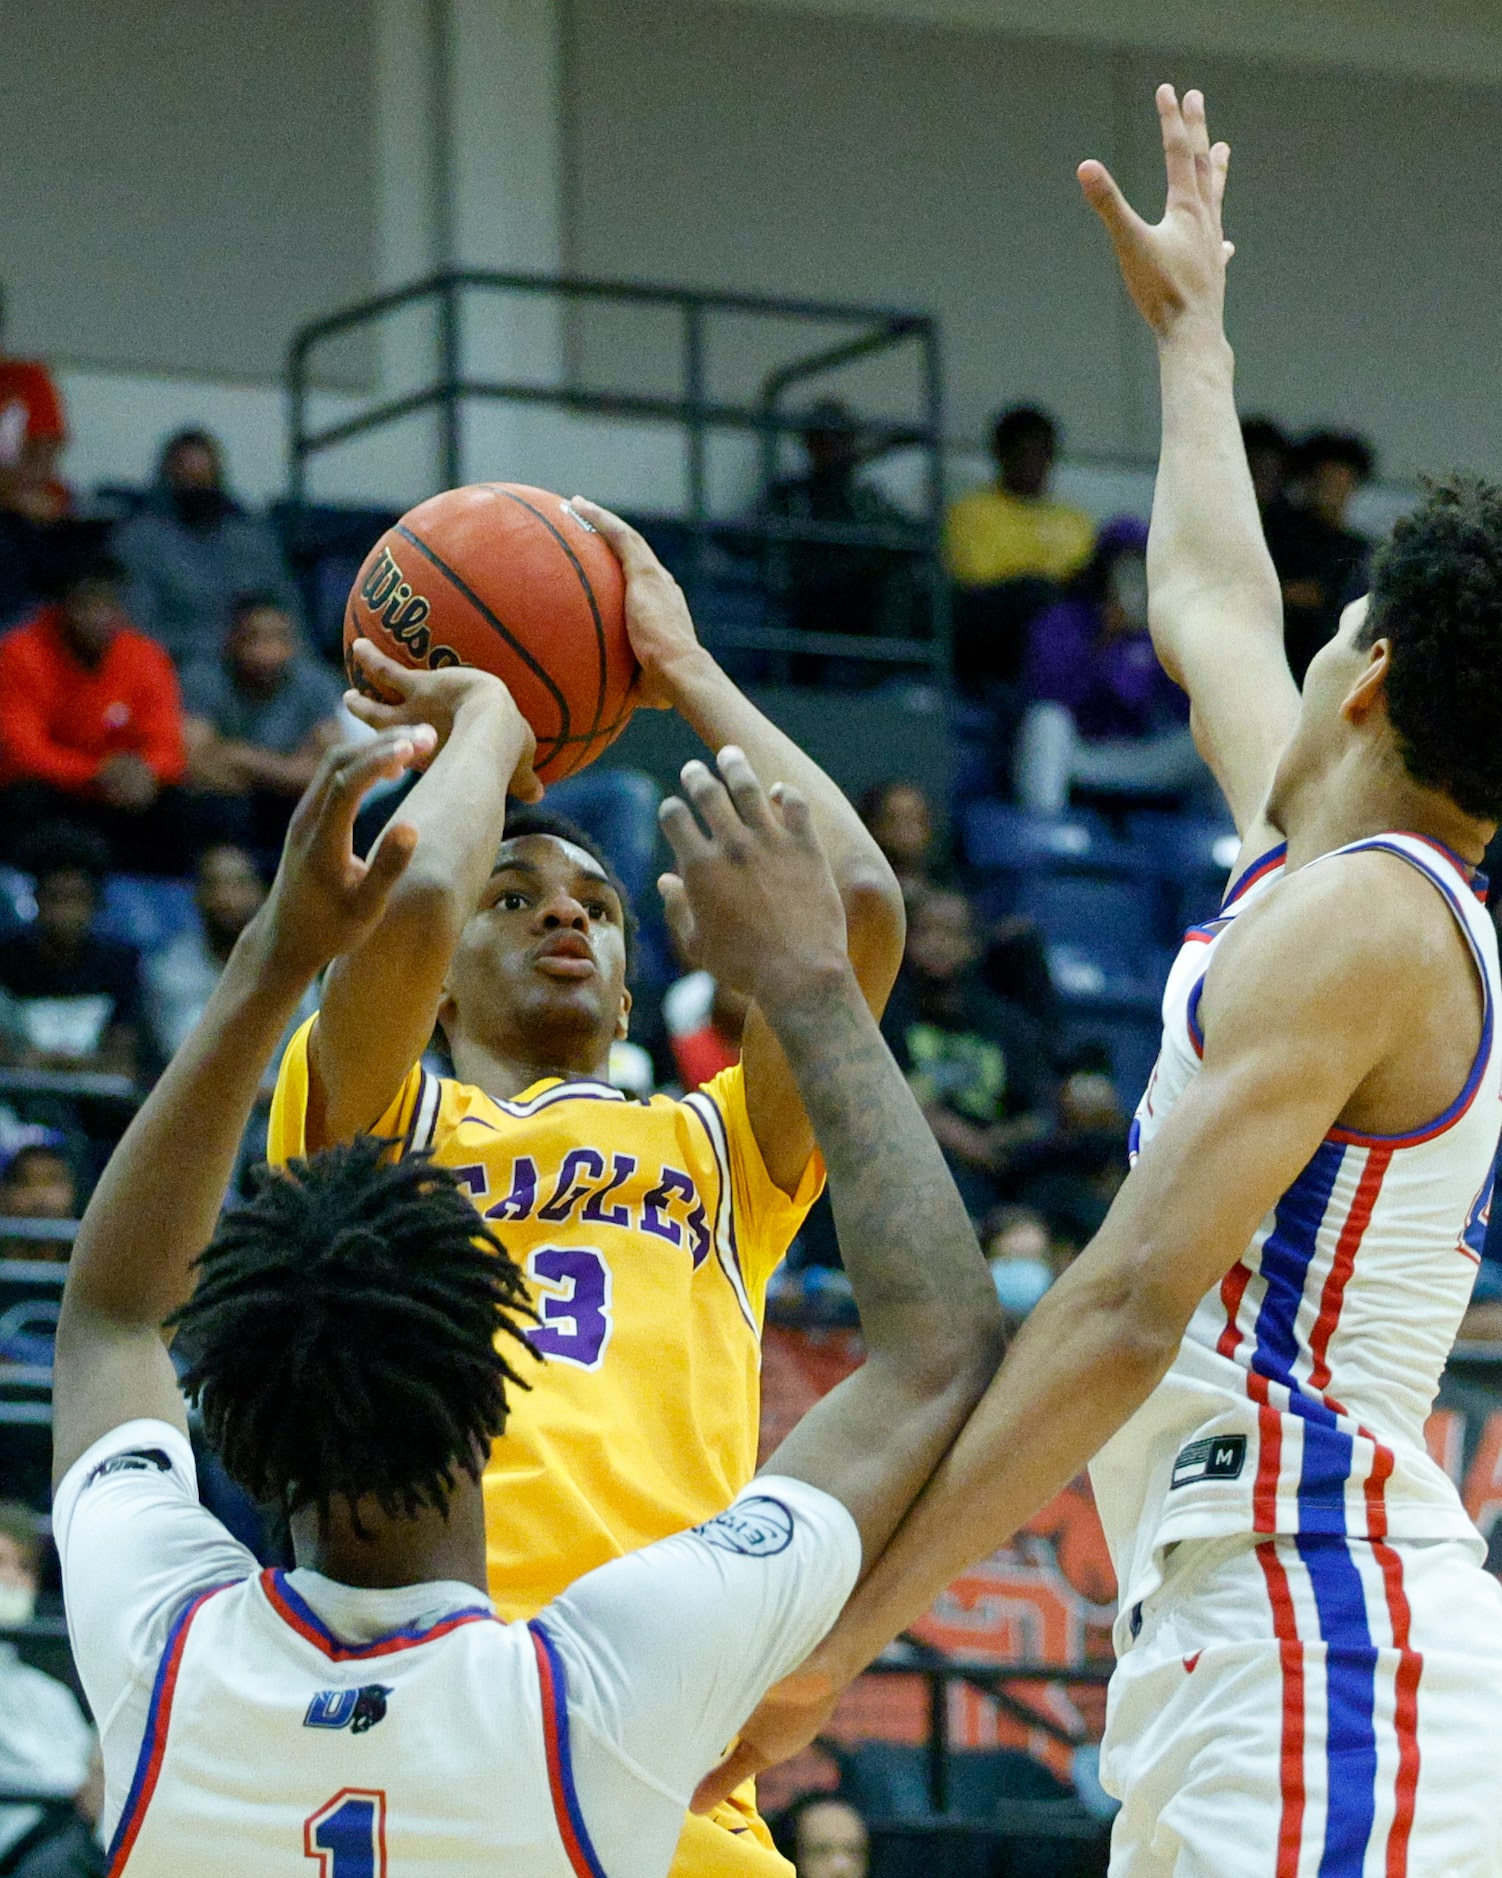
[658,750,1002,1552]
[575,501,907,1192]
[1079,86,1299,843]
[305,645,540,1145]
[694,855,1432,1807]
[52,730,433,1484]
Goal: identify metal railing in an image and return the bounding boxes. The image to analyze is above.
[288,269,947,675]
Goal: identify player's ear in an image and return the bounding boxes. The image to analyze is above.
[615,985,633,1042]
[1341,636,1389,726]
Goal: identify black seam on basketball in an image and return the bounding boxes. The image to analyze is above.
[490,489,609,745]
[390,523,572,757]
[547,704,635,744]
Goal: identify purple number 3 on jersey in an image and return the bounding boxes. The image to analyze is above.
[526,1246,614,1369]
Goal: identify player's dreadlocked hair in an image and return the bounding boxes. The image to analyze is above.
[1362,476,1502,820]
[169,1138,535,1525]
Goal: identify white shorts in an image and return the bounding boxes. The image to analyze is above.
[1101,1534,1502,1878]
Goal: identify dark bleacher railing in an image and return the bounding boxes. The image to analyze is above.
[286,270,948,679]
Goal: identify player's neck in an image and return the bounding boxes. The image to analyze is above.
[448,1032,613,1100]
[291,1489,490,1597]
[1282,743,1491,875]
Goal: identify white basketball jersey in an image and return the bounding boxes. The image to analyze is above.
[1091,834,1501,1612]
[109,1571,593,1877]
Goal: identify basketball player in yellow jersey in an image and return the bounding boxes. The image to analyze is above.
[268,500,905,1878]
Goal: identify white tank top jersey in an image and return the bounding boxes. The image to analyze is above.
[1090,834,1501,1616]
[52,1421,860,1878]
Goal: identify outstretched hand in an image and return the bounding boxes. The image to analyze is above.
[259,730,435,980]
[657,747,848,1009]
[691,1670,841,1815]
[1078,84,1233,338]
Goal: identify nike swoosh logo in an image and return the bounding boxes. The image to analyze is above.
[1183,1651,1203,1674]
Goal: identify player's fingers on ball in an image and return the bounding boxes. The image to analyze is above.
[715,746,776,832]
[569,496,647,565]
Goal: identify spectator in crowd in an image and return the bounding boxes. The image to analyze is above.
[983,1202,1057,1321]
[0,553,189,874]
[1012,1064,1131,1247]
[774,1795,869,1878]
[882,886,1051,1217]
[858,778,940,897]
[662,969,748,1091]
[945,405,1095,695]
[1240,415,1293,516]
[0,287,69,529]
[1014,516,1201,814]
[758,399,919,671]
[181,592,344,863]
[0,1135,77,1264]
[114,428,298,671]
[143,844,268,1061]
[0,830,145,1084]
[143,843,316,1172]
[0,1504,102,1878]
[1264,429,1375,684]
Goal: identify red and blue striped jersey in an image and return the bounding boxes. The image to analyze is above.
[1092,834,1499,1611]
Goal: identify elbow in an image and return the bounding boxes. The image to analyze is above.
[840,859,906,988]
[900,1287,1009,1413]
[1055,1253,1189,1385]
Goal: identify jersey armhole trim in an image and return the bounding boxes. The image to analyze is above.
[682,1090,758,1337]
[107,1582,232,1876]
[1321,837,1494,1148]
[529,1620,611,1878]
[1221,842,1288,911]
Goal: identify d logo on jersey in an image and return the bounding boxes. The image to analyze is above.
[304,1684,392,1733]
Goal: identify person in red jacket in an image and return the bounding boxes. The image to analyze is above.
[0,553,192,873]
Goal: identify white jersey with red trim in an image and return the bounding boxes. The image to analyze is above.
[52,1421,860,1878]
[1090,834,1500,1616]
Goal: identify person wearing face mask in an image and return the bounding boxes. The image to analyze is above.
[113,429,299,673]
[0,1505,101,1878]
[1014,516,1204,815]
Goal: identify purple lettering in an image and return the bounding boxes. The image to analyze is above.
[539,1148,606,1222]
[642,1167,695,1247]
[487,1157,538,1222]
[582,1153,638,1229]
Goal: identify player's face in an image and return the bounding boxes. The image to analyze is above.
[444,834,631,1064]
[796,1802,869,1878]
[1267,594,1378,826]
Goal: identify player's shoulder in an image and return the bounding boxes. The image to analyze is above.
[1214,840,1469,1003]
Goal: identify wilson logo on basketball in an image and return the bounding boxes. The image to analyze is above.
[358,545,460,668]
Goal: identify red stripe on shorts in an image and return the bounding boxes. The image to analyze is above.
[1372,1541,1422,1878]
[1256,1539,1306,1878]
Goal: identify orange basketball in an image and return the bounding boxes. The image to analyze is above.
[343,483,635,783]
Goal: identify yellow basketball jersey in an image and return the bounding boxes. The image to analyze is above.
[267,1020,821,1619]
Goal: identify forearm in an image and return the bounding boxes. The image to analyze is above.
[763,967,1000,1372]
[1148,324,1281,677]
[664,651,902,967]
[60,920,312,1330]
[803,1252,1176,1684]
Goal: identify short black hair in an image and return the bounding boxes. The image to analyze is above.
[1362,475,1502,820]
[160,426,220,466]
[1298,429,1375,483]
[60,550,128,597]
[498,805,639,972]
[991,404,1058,459]
[1241,416,1291,459]
[18,823,110,893]
[170,1139,535,1525]
[229,590,293,628]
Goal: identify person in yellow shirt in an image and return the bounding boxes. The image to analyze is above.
[268,498,904,1878]
[944,404,1095,588]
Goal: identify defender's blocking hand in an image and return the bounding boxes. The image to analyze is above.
[657,747,849,1009]
[256,730,433,980]
[1078,84,1233,339]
